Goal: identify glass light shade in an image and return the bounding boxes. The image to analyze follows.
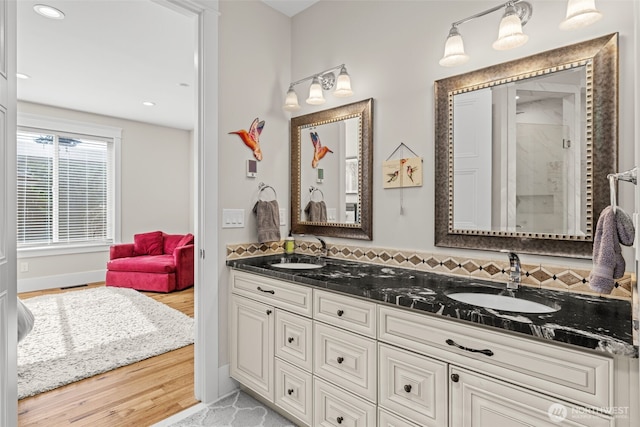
[492,6,528,51]
[439,27,469,67]
[333,67,353,97]
[560,0,602,30]
[306,77,326,105]
[283,87,301,111]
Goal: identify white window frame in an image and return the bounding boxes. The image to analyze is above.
[17,113,121,258]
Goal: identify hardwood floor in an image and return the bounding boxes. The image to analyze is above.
[17,283,198,426]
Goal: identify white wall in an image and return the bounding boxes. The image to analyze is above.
[17,101,193,292]
[290,0,637,270]
[216,0,638,370]
[217,1,292,366]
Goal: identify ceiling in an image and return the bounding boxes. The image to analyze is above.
[17,1,318,131]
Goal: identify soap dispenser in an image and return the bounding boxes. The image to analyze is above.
[284,231,295,255]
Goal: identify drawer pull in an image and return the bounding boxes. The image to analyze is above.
[266,309,272,315]
[287,337,294,343]
[337,309,344,316]
[287,388,294,395]
[446,338,494,356]
[337,416,344,424]
[337,356,344,364]
[403,384,412,393]
[451,373,460,383]
[257,286,275,294]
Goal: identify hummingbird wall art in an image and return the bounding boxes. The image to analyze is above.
[229,117,265,161]
[383,156,423,188]
[310,131,333,168]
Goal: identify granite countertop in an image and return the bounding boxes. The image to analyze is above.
[227,254,637,358]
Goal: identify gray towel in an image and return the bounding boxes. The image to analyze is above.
[304,201,327,222]
[589,206,635,294]
[253,200,281,243]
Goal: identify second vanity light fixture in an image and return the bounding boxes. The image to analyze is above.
[283,64,353,112]
[439,0,533,67]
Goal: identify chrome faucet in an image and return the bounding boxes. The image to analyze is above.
[502,250,521,290]
[293,233,327,258]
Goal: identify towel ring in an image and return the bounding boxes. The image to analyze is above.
[258,182,277,201]
[309,186,324,202]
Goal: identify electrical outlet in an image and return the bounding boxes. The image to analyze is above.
[279,209,286,226]
[20,262,29,273]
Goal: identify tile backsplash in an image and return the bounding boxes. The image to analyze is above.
[226,240,634,301]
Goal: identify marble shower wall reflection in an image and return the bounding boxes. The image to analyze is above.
[226,241,633,301]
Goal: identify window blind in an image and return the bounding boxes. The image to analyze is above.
[17,128,114,248]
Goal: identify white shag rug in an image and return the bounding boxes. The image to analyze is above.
[18,286,195,400]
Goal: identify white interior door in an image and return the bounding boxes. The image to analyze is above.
[0,0,17,425]
[453,89,492,230]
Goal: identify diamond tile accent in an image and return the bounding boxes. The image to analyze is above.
[409,255,422,266]
[483,263,501,277]
[426,257,440,268]
[443,259,459,271]
[462,261,479,274]
[530,268,553,284]
[556,271,582,287]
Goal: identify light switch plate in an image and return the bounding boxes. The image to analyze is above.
[279,209,286,226]
[222,209,244,228]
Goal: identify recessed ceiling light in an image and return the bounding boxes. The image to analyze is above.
[17,73,31,80]
[33,4,65,20]
[142,101,156,107]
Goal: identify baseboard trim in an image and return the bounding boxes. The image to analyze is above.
[18,270,106,293]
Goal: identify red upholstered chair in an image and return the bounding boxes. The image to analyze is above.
[106,231,194,293]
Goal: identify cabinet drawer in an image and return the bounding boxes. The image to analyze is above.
[314,377,376,427]
[378,344,448,427]
[378,305,613,410]
[378,408,421,427]
[314,322,377,402]
[450,366,613,427]
[314,289,376,338]
[231,270,312,317]
[274,359,312,427]
[275,310,313,372]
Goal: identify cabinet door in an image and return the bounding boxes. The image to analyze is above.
[378,408,421,427]
[450,366,613,427]
[275,310,313,371]
[379,344,447,427]
[230,294,274,401]
[314,377,376,427]
[275,359,313,426]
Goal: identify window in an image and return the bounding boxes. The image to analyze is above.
[17,120,118,251]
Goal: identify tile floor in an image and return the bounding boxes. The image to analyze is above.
[169,391,297,427]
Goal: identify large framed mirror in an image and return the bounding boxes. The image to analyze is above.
[291,98,373,240]
[435,33,618,258]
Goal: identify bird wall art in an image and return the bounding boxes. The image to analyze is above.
[383,156,423,188]
[229,117,265,161]
[310,131,333,168]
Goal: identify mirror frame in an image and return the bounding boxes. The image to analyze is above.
[434,33,618,258]
[291,98,374,240]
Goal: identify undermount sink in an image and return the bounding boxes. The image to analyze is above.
[447,292,559,314]
[271,262,324,270]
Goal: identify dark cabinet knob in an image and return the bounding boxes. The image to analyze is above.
[266,309,272,315]
[404,384,412,393]
[287,388,294,395]
[337,356,344,364]
[451,373,460,383]
[337,416,344,424]
[288,337,294,343]
[337,309,344,317]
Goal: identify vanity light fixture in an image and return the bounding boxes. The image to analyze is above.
[439,0,532,67]
[283,64,353,112]
[33,4,65,19]
[559,0,603,30]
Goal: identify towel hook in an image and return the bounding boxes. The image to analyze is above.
[258,182,277,201]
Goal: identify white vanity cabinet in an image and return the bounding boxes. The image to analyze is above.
[229,270,636,427]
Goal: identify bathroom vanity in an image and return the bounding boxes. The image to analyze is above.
[228,255,638,427]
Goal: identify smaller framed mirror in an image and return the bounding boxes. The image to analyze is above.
[291,98,373,240]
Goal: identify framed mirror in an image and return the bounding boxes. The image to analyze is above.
[435,33,618,258]
[291,98,373,240]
